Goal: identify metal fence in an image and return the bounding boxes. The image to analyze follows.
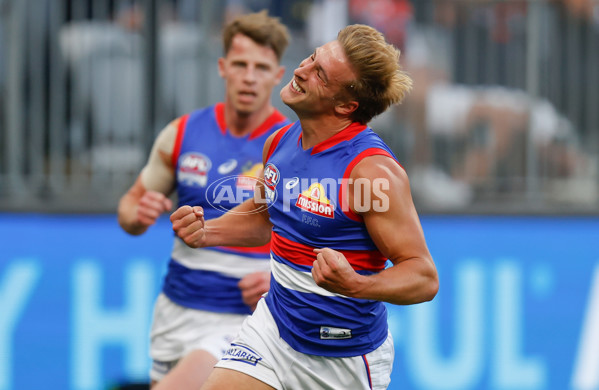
[0,0,597,213]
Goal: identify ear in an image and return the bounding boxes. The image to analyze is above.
[334,100,359,117]
[274,65,286,85]
[217,57,226,78]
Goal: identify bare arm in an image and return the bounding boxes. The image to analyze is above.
[118,119,177,235]
[311,155,438,305]
[170,188,272,248]
[170,129,282,248]
[118,176,173,235]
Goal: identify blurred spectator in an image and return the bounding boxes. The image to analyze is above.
[397,6,597,208]
[306,0,348,47]
[0,0,7,115]
[348,0,413,50]
[554,0,596,20]
[59,0,310,174]
[60,3,143,66]
[542,0,599,145]
[225,0,313,31]
[59,1,146,173]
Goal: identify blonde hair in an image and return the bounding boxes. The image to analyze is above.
[223,10,290,62]
[337,24,413,124]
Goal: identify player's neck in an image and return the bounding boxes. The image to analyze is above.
[298,115,354,150]
[225,104,274,137]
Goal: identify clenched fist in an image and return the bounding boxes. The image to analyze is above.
[312,248,366,297]
[170,205,206,248]
[137,190,172,228]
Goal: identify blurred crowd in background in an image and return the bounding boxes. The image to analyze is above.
[0,0,598,213]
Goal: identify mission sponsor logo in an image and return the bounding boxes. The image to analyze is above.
[295,183,335,218]
[178,152,211,187]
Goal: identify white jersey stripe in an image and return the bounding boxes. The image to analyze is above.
[270,256,349,298]
[172,238,270,278]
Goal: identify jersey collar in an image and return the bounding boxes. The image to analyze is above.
[215,102,286,139]
[298,122,367,155]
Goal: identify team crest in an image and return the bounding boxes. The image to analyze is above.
[263,163,280,204]
[178,152,211,187]
[296,183,335,218]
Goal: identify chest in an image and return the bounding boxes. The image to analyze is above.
[176,128,265,212]
[265,146,357,238]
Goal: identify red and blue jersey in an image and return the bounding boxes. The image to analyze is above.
[263,120,400,356]
[163,103,290,314]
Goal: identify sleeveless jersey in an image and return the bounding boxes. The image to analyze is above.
[263,121,399,357]
[162,102,290,314]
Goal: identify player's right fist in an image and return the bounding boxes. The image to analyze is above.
[170,205,206,248]
[137,190,172,227]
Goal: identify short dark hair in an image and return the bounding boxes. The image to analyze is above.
[223,10,290,62]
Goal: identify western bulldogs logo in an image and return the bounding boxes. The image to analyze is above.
[263,163,280,204]
[178,152,211,187]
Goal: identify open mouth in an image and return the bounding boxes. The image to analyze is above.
[291,79,305,93]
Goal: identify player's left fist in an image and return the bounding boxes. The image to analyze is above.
[312,248,360,296]
[170,205,206,248]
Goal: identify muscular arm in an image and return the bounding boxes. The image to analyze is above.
[312,155,438,305]
[173,185,272,247]
[171,129,281,247]
[118,119,178,235]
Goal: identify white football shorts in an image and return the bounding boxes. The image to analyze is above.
[149,293,248,381]
[215,298,394,390]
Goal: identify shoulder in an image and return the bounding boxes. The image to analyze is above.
[350,127,389,148]
[350,154,408,188]
[154,118,179,154]
[262,122,296,162]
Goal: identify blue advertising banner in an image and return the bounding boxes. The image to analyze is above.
[1,214,598,390]
[390,216,599,390]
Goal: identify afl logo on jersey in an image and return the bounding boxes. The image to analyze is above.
[263,163,280,189]
[263,163,280,204]
[178,152,211,187]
